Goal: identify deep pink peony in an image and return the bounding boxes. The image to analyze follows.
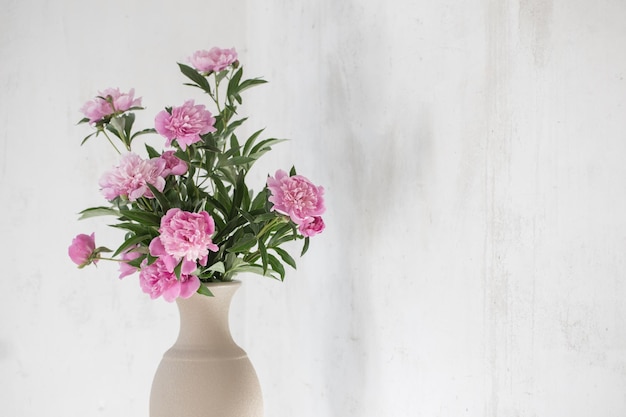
[189,47,238,73]
[149,208,219,274]
[299,216,325,237]
[99,153,167,201]
[159,151,188,176]
[68,233,98,267]
[139,258,200,302]
[118,246,142,279]
[81,88,142,123]
[267,170,325,227]
[154,100,216,150]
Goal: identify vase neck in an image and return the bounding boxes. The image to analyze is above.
[173,281,242,352]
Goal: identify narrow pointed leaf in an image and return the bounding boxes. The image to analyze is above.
[146,183,170,212]
[78,207,120,220]
[197,283,214,297]
[267,253,285,281]
[301,237,310,256]
[272,247,297,269]
[119,209,162,226]
[178,63,212,94]
[259,239,268,273]
[113,234,152,257]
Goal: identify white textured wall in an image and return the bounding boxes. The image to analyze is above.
[1,1,626,416]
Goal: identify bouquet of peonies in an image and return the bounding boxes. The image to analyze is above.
[68,47,326,301]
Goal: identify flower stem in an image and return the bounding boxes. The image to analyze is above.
[214,75,222,114]
[98,257,124,263]
[102,130,122,155]
[256,216,286,239]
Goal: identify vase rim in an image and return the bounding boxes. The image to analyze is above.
[202,279,241,288]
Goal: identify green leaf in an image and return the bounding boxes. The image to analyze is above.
[216,165,237,185]
[230,134,241,157]
[213,177,233,210]
[213,216,247,243]
[301,237,310,256]
[106,117,124,140]
[109,222,157,236]
[80,131,97,146]
[113,234,152,257]
[122,113,135,144]
[197,283,214,297]
[241,185,251,212]
[145,144,160,158]
[178,63,212,95]
[174,260,183,280]
[217,156,256,168]
[146,183,170,212]
[132,128,157,140]
[289,165,297,176]
[227,68,243,98]
[230,172,246,217]
[78,207,120,220]
[268,223,295,247]
[205,195,229,217]
[267,253,285,281]
[222,118,248,139]
[226,234,257,253]
[271,247,297,270]
[242,129,265,156]
[215,69,229,84]
[250,189,268,211]
[270,235,298,248]
[207,261,225,273]
[235,208,259,234]
[237,78,268,93]
[229,264,277,279]
[119,209,162,226]
[249,138,288,156]
[259,239,268,273]
[250,213,276,224]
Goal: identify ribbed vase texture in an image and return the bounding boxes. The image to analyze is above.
[149,281,263,417]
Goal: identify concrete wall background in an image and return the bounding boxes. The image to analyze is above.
[1,0,626,416]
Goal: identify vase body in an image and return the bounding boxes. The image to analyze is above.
[150,281,263,417]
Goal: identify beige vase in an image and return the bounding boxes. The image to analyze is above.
[149,280,264,417]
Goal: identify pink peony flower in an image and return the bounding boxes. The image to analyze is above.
[154,100,216,151]
[267,170,325,226]
[81,88,142,123]
[149,208,219,274]
[189,47,238,73]
[99,153,167,201]
[118,246,142,279]
[68,233,99,267]
[139,258,200,302]
[159,151,188,177]
[299,216,325,237]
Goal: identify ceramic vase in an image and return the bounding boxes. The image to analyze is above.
[149,280,263,417]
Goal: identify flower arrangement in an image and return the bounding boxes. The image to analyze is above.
[68,47,326,301]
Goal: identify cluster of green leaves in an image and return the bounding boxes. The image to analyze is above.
[79,62,309,288]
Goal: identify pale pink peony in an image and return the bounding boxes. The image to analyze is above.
[154,100,216,150]
[118,246,142,279]
[159,151,188,176]
[99,153,167,201]
[139,258,200,302]
[189,47,238,73]
[267,170,325,226]
[149,208,219,274]
[299,216,325,237]
[81,88,142,123]
[68,233,98,267]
